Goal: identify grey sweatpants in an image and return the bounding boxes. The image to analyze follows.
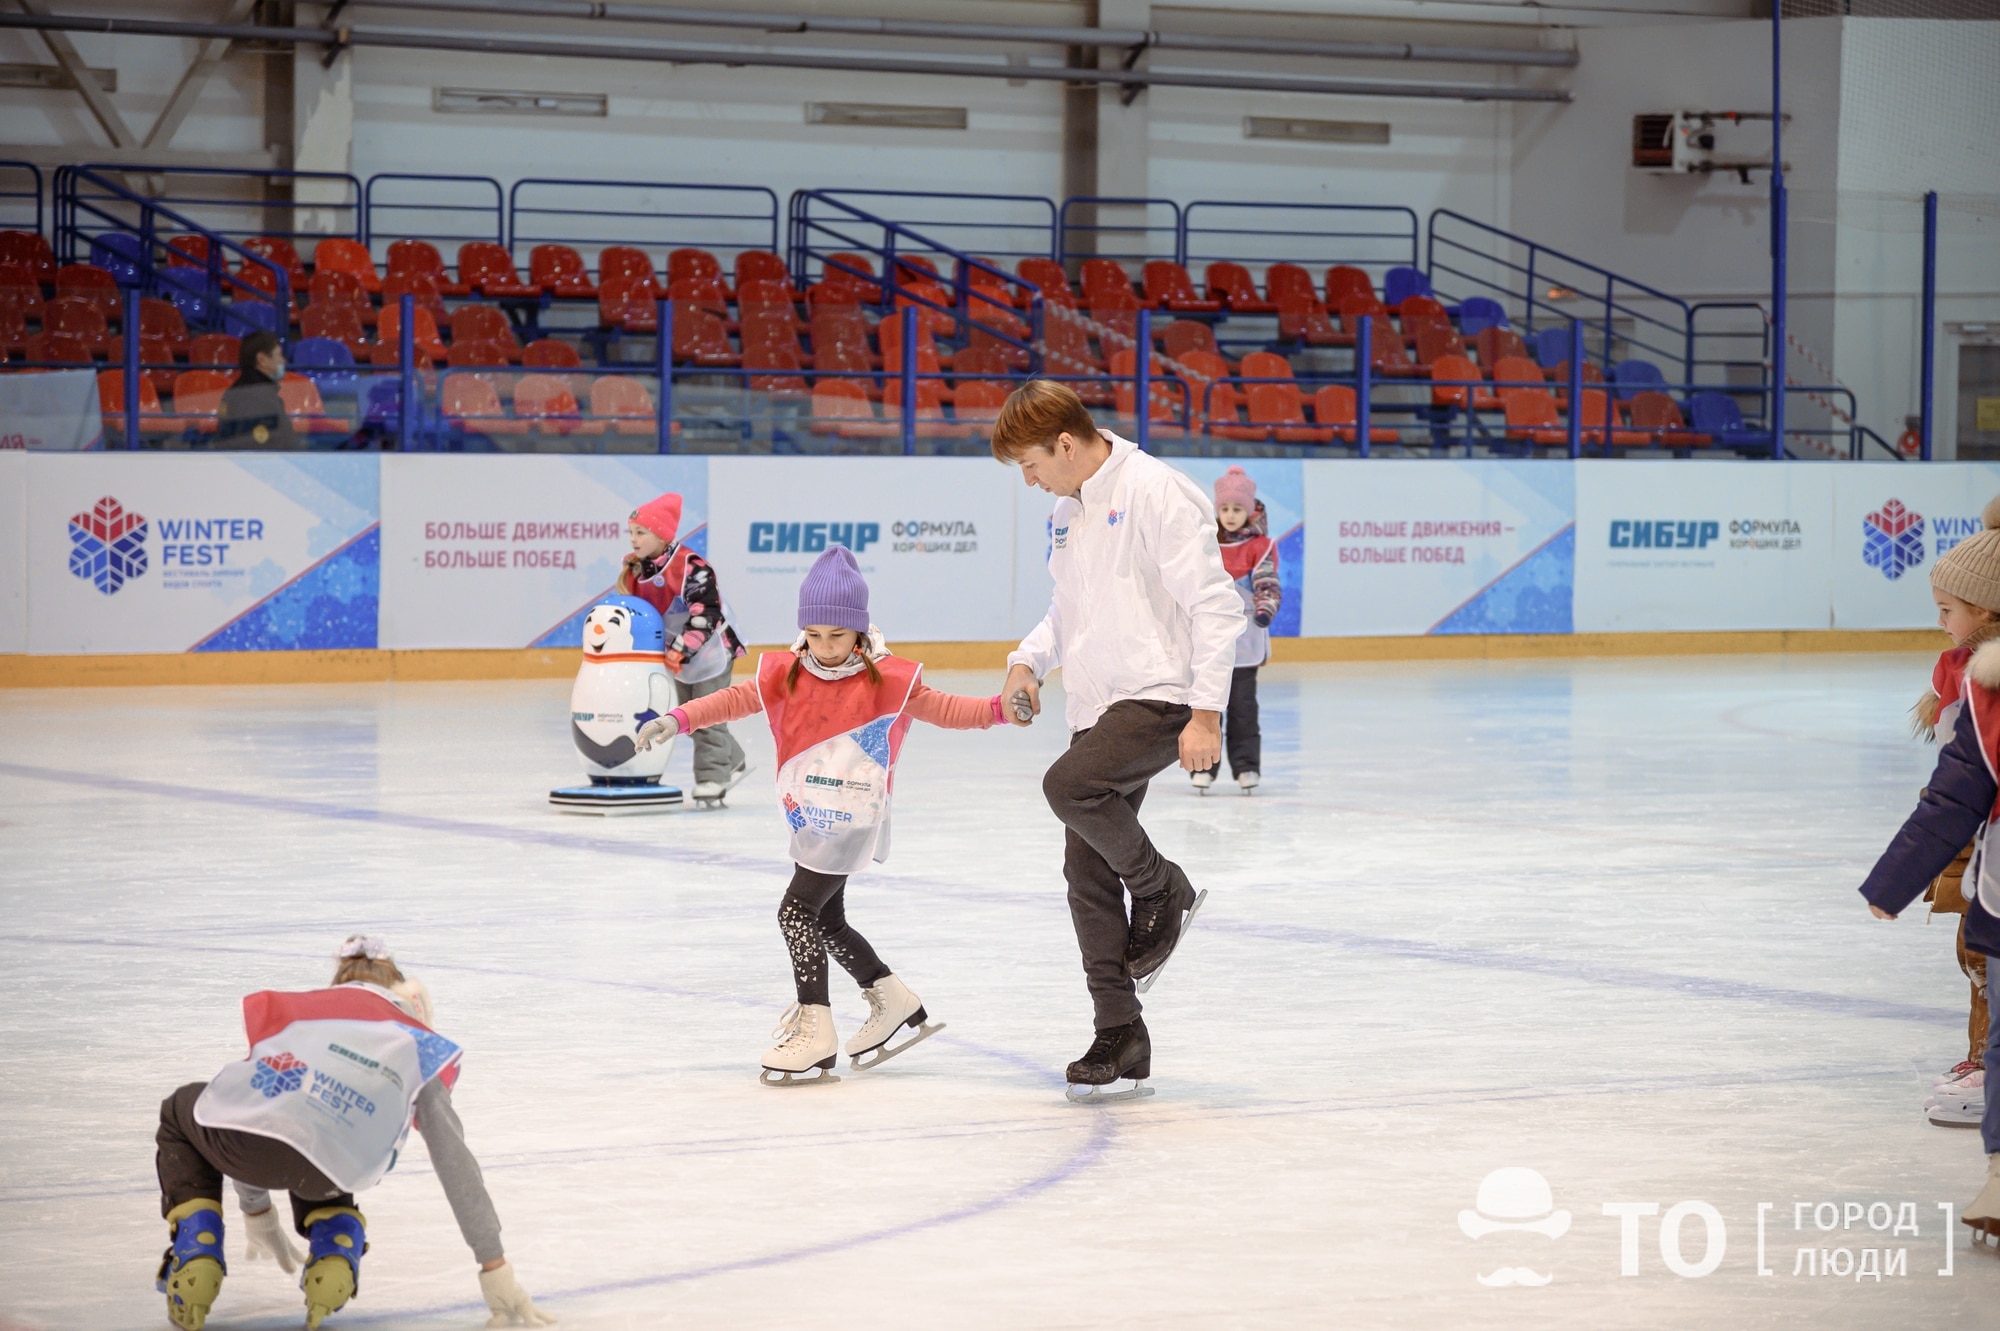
[676,665,747,785]
[1041,699,1192,1030]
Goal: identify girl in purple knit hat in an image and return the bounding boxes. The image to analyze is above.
[636,546,1012,1085]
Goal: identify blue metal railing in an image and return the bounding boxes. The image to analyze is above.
[798,189,1059,272]
[1059,196,1183,266]
[54,165,363,258]
[0,161,42,235]
[510,178,780,265]
[1182,201,1419,284]
[362,173,503,254]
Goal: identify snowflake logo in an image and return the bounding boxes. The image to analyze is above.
[783,794,807,832]
[250,1052,307,1098]
[68,495,148,595]
[1863,500,1925,582]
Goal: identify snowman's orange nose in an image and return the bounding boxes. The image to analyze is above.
[591,624,606,635]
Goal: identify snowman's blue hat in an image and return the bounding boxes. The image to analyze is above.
[586,595,665,652]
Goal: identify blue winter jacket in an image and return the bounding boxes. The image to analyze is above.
[1859,701,2000,955]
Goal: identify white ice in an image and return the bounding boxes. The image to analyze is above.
[2,653,1995,1329]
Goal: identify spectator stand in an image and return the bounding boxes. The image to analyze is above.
[507,177,781,349]
[0,161,43,236]
[1057,196,1183,269]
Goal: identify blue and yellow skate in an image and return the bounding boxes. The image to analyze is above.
[300,1206,367,1329]
[155,1198,226,1330]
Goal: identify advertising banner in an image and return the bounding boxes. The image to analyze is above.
[0,451,24,651]
[1300,459,1574,637]
[378,455,708,650]
[1830,463,2000,629]
[1167,458,1305,637]
[1573,461,1834,633]
[24,454,379,654]
[708,456,1019,645]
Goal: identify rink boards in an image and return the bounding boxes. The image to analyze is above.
[2,451,1997,655]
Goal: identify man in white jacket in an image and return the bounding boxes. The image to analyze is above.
[994,380,1244,1096]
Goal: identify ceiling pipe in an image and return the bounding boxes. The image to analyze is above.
[0,12,1572,102]
[348,0,1580,69]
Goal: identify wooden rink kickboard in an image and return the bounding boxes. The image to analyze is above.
[0,629,1945,688]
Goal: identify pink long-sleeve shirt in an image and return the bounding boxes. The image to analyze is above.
[671,675,1005,735]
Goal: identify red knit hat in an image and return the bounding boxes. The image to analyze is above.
[1213,466,1255,510]
[631,493,682,544]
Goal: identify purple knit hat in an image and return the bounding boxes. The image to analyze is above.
[797,546,871,632]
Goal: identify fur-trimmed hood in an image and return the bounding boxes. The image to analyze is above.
[1971,640,2000,690]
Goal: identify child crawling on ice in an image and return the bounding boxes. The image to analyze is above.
[151,936,553,1329]
[637,545,1013,1084]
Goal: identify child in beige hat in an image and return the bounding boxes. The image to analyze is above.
[1908,495,2000,1126]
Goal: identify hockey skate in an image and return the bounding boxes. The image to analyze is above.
[1966,1154,2000,1250]
[300,1206,365,1330]
[156,1198,226,1330]
[692,762,750,810]
[1127,868,1207,995]
[1065,1017,1154,1104]
[761,1002,841,1086]
[847,974,945,1070]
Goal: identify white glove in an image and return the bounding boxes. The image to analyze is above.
[242,1205,302,1272]
[480,1261,557,1326]
[635,715,679,751]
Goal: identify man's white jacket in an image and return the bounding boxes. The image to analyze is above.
[1010,432,1245,732]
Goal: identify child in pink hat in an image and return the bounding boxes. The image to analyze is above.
[618,492,748,802]
[1197,466,1281,794]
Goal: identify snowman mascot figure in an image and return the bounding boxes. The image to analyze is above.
[549,596,683,812]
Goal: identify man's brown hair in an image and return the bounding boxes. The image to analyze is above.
[990,378,1100,462]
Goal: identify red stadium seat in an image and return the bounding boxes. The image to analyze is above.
[598,246,658,289]
[667,248,725,291]
[1017,257,1077,308]
[1339,295,1388,335]
[44,297,109,356]
[241,236,308,291]
[522,338,582,370]
[1172,349,1242,435]
[1277,294,1342,347]
[1159,320,1228,368]
[1312,384,1397,445]
[309,270,375,326]
[381,271,448,327]
[587,376,659,435]
[0,229,56,284]
[376,302,447,361]
[530,244,597,298]
[0,301,25,357]
[450,305,523,362]
[1398,295,1450,329]
[1108,347,1184,425]
[1080,259,1137,307]
[313,238,381,294]
[672,308,738,367]
[1629,391,1711,447]
[745,343,809,395]
[138,296,189,356]
[1224,351,1331,443]
[1325,265,1375,306]
[1543,358,1606,409]
[1475,326,1530,369]
[1413,323,1467,369]
[1503,387,1564,445]
[1358,317,1419,377]
[165,234,211,270]
[812,379,876,426]
[387,239,467,297]
[820,252,879,301]
[300,305,369,361]
[951,378,1011,425]
[667,276,731,324]
[188,332,240,369]
[97,369,168,434]
[1266,263,1321,311]
[56,264,120,321]
[444,375,529,435]
[458,242,539,298]
[25,331,94,367]
[279,373,348,433]
[447,339,512,368]
[1204,261,1274,314]
[1142,261,1221,313]
[0,261,46,322]
[1040,306,1107,404]
[599,275,663,333]
[1429,354,1484,413]
[171,369,233,431]
[514,373,583,433]
[734,249,792,296]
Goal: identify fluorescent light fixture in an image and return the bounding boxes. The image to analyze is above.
[806,102,968,130]
[433,87,607,116]
[1243,116,1389,145]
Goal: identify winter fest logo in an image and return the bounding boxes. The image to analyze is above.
[249,1052,307,1098]
[68,495,148,595]
[1862,499,1925,581]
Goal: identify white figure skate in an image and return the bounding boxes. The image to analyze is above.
[1190,771,1214,794]
[761,1003,840,1086]
[1966,1154,2000,1250]
[846,974,945,1070]
[1237,770,1260,793]
[692,762,750,810]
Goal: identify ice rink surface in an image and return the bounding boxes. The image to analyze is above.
[4,653,1999,1329]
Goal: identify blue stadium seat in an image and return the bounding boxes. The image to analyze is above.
[1686,391,1774,449]
[1383,266,1431,306]
[1532,327,1574,367]
[89,232,144,285]
[158,266,216,325]
[1457,297,1509,336]
[293,337,360,399]
[1611,358,1667,400]
[223,300,282,337]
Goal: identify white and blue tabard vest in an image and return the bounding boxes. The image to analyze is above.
[193,982,462,1192]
